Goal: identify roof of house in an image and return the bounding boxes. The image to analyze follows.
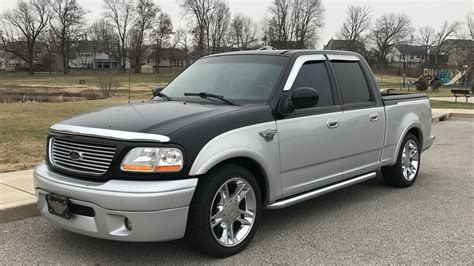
[445,39,474,46]
[394,44,425,56]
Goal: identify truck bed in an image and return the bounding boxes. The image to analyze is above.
[381,93,428,106]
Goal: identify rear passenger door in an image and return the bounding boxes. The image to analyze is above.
[277,55,344,196]
[328,56,385,179]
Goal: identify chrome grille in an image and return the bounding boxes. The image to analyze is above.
[50,137,116,176]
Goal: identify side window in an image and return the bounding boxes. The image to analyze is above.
[332,62,373,104]
[291,61,334,107]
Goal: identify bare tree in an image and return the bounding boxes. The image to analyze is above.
[209,1,230,53]
[39,28,58,74]
[266,0,324,49]
[151,13,173,73]
[88,20,102,73]
[338,5,371,51]
[228,14,259,50]
[176,28,190,65]
[50,0,87,74]
[433,21,460,67]
[467,12,474,39]
[98,19,118,72]
[130,0,158,73]
[0,0,51,75]
[371,13,413,66]
[103,0,135,73]
[416,26,435,65]
[180,0,220,57]
[267,0,289,44]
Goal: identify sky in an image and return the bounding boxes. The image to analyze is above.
[1,0,472,48]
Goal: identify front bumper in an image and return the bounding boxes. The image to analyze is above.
[33,163,197,242]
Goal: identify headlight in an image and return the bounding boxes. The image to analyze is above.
[121,147,183,173]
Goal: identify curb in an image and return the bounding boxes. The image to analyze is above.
[432,112,474,123]
[0,199,38,223]
[0,169,39,223]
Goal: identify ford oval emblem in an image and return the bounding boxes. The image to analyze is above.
[68,150,82,160]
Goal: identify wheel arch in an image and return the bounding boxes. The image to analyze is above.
[209,157,270,205]
[392,123,424,165]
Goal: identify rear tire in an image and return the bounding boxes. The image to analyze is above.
[382,133,421,188]
[186,164,262,257]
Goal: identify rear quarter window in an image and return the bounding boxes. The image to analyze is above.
[332,62,373,105]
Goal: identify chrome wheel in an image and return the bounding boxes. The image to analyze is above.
[210,177,257,247]
[401,140,419,181]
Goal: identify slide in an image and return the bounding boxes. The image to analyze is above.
[445,70,465,86]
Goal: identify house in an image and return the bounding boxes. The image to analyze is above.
[386,44,427,69]
[324,39,368,56]
[442,39,474,67]
[141,47,189,72]
[1,41,46,72]
[70,40,122,69]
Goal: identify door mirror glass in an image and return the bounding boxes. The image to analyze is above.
[290,87,319,110]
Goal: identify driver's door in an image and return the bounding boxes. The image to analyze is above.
[277,57,343,197]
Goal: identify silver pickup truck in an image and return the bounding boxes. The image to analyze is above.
[34,50,434,257]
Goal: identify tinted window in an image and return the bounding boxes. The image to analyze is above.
[161,55,288,103]
[291,61,334,107]
[332,62,372,104]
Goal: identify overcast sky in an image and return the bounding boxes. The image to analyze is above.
[1,0,472,48]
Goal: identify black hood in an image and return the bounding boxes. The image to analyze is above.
[59,100,247,136]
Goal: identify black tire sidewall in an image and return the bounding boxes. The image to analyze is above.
[188,164,262,257]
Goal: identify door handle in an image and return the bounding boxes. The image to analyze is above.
[327,119,339,129]
[369,112,379,122]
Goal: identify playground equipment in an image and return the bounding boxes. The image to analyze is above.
[417,66,472,87]
[445,70,465,86]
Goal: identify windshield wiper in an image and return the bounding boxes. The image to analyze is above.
[152,90,171,101]
[183,92,236,106]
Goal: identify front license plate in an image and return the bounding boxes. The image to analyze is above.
[45,194,70,219]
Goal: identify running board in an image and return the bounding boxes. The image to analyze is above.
[266,172,377,210]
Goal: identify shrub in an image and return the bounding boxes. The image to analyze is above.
[97,77,119,98]
[432,80,444,91]
[416,77,429,91]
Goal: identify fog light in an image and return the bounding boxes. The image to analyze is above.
[124,217,133,231]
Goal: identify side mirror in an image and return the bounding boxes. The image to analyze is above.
[152,87,164,98]
[278,87,319,116]
[290,87,319,110]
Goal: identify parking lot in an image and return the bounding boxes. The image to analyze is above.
[1,118,473,264]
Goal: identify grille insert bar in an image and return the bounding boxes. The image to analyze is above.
[49,138,116,176]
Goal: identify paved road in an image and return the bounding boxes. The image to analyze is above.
[1,118,473,264]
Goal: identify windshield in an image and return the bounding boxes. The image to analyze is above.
[161,55,288,104]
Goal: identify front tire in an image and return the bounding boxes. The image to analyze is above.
[186,164,262,257]
[382,133,421,188]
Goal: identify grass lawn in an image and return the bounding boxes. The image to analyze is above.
[430,100,474,109]
[0,94,149,173]
[0,68,181,89]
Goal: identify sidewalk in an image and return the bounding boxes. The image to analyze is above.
[0,169,37,223]
[1,108,473,223]
[431,108,474,122]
